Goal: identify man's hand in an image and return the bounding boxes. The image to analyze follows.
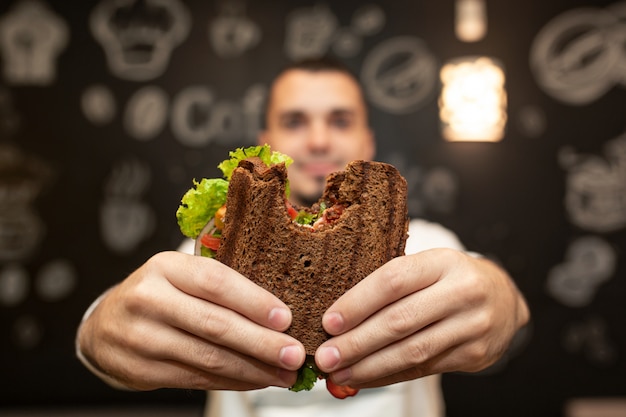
[77,251,306,391]
[315,248,530,388]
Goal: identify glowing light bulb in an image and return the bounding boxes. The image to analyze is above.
[455,0,487,42]
[439,56,507,142]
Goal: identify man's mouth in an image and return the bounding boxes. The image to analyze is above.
[299,161,343,176]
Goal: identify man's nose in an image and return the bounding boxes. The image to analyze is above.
[307,122,331,150]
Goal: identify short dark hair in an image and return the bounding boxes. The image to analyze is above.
[278,56,359,81]
[261,56,366,129]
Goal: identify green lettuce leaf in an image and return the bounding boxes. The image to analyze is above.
[177,144,293,242]
[176,178,228,239]
[294,202,327,226]
[294,211,317,226]
[218,144,293,180]
[290,356,324,392]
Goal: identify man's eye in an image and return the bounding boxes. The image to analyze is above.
[282,116,305,129]
[331,116,352,129]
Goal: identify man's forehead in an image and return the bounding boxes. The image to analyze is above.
[268,70,365,115]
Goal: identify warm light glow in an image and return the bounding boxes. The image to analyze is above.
[455,0,487,42]
[439,56,507,142]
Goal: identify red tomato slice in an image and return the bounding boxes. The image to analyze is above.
[285,200,298,220]
[201,234,221,251]
[325,379,360,399]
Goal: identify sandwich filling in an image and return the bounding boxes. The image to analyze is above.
[177,145,349,258]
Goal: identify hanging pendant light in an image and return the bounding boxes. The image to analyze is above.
[439,0,507,142]
[455,0,487,42]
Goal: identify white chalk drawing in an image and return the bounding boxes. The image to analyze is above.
[0,263,29,307]
[385,154,425,216]
[530,3,626,105]
[34,259,77,302]
[0,145,75,349]
[124,85,169,140]
[609,1,626,85]
[171,86,216,147]
[209,0,261,58]
[0,144,53,262]
[422,167,459,214]
[351,4,385,37]
[361,36,438,114]
[171,84,264,148]
[90,0,191,81]
[0,0,68,86]
[100,157,155,254]
[242,83,266,143]
[81,84,117,125]
[285,3,386,61]
[0,203,44,262]
[211,100,245,143]
[331,27,362,58]
[284,4,338,61]
[82,83,265,146]
[563,315,618,366]
[559,132,626,233]
[546,236,617,307]
[385,153,458,217]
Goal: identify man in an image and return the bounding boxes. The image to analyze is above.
[76,57,529,417]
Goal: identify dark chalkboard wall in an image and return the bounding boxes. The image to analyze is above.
[0,0,624,416]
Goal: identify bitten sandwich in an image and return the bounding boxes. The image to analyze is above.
[177,145,409,396]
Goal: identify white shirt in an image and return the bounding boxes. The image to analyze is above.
[78,219,465,417]
[201,219,464,417]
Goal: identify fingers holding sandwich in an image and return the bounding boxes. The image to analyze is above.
[163,251,295,333]
[79,250,306,391]
[153,251,308,371]
[316,248,528,387]
[320,252,443,336]
[316,250,465,384]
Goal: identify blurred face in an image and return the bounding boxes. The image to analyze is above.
[259,69,375,206]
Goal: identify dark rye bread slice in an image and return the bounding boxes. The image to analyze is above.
[216,158,408,354]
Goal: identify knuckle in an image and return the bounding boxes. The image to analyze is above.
[194,260,229,299]
[198,344,227,374]
[458,270,489,306]
[199,308,231,342]
[385,304,415,338]
[473,309,495,336]
[464,342,491,370]
[125,278,153,314]
[406,340,432,365]
[379,263,408,295]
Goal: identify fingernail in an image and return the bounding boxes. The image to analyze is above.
[279,345,303,370]
[268,307,291,330]
[317,346,341,371]
[324,312,345,334]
